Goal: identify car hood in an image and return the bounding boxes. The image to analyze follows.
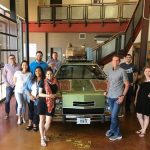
[59,79,107,92]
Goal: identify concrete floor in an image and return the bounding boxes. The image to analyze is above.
[0,99,150,150]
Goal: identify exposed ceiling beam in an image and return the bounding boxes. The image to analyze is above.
[22,22,128,33]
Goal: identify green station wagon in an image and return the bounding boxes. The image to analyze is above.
[53,61,109,124]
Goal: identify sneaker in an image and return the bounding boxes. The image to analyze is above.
[41,139,47,147]
[105,130,113,137]
[109,135,122,141]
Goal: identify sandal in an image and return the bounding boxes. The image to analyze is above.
[139,133,145,137]
[41,139,47,147]
[33,126,39,132]
[26,125,33,131]
[136,130,142,134]
[44,136,50,142]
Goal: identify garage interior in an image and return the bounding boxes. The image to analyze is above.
[0,0,150,150]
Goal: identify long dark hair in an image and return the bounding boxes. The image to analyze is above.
[31,66,45,83]
[20,60,30,72]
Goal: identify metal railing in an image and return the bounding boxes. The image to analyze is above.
[38,2,137,26]
[0,7,10,18]
[93,0,143,63]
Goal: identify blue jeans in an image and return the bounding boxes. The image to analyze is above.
[15,92,27,115]
[108,97,121,136]
[5,86,14,114]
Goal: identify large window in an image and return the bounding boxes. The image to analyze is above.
[0,8,22,101]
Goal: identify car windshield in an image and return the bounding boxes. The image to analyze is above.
[55,64,106,79]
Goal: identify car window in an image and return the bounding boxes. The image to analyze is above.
[55,64,106,79]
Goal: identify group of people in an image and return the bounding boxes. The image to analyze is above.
[3,51,61,146]
[105,54,150,141]
[2,52,150,145]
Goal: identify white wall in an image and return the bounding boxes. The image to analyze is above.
[39,0,50,5]
[0,0,38,20]
[129,23,150,53]
[28,0,38,21]
[63,0,138,4]
[16,0,25,18]
[135,23,150,42]
[23,32,46,62]
[63,0,91,4]
[116,0,138,2]
[48,33,97,53]
[0,0,9,9]
[104,0,116,3]
[23,32,97,62]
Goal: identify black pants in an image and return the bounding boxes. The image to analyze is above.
[125,85,133,113]
[28,101,39,126]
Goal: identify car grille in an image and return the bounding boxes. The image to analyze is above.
[63,108,104,114]
[73,101,95,106]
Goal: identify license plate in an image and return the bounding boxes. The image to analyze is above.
[77,118,91,124]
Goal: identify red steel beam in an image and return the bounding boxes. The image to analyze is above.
[22,22,128,33]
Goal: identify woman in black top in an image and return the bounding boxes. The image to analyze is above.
[38,68,59,146]
[135,67,150,137]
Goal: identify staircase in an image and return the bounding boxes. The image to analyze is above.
[93,0,143,65]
